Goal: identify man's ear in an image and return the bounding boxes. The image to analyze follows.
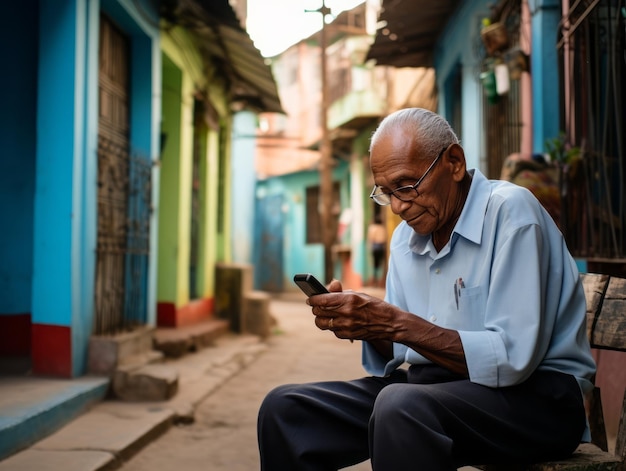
[447,143,467,182]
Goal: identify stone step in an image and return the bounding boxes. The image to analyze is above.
[153,318,230,358]
[88,326,156,376]
[112,363,179,402]
[118,350,164,370]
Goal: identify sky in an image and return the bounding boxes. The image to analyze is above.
[246,0,365,57]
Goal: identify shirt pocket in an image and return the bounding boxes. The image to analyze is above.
[457,285,487,327]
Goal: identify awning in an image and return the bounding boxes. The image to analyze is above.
[161,0,284,114]
[365,0,460,68]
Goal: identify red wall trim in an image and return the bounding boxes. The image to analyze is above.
[31,324,72,377]
[157,302,176,327]
[157,297,214,327]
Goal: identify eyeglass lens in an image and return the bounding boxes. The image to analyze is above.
[370,146,446,206]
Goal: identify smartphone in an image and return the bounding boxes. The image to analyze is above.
[293,273,329,297]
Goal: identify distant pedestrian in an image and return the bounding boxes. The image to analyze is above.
[366,214,386,287]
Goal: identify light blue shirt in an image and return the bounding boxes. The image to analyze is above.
[363,169,596,413]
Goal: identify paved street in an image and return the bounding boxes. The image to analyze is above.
[117,292,375,471]
[0,287,479,471]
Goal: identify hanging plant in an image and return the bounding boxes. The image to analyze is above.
[479,0,520,57]
[481,19,509,56]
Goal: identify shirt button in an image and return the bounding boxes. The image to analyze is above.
[435,268,441,274]
[429,315,437,322]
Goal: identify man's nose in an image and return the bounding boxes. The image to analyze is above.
[389,195,412,214]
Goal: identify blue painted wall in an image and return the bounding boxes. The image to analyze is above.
[0,0,162,377]
[433,0,492,172]
[32,0,81,328]
[257,172,326,286]
[256,161,349,290]
[528,0,561,153]
[0,0,38,315]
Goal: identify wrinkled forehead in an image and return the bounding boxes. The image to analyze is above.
[370,128,423,175]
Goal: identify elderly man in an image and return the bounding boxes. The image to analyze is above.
[257,108,596,470]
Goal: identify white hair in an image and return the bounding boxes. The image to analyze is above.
[370,108,459,160]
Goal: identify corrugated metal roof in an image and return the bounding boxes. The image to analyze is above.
[365,0,460,68]
[162,0,284,114]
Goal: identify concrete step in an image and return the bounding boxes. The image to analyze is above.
[89,327,177,402]
[0,376,109,461]
[153,318,229,358]
[112,363,179,401]
[109,319,233,401]
[88,326,156,376]
[117,350,164,370]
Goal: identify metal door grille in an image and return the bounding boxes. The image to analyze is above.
[96,135,129,334]
[95,15,147,335]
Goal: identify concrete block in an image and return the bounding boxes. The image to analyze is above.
[153,336,193,358]
[243,291,271,338]
[88,326,156,376]
[214,263,253,333]
[190,319,230,350]
[153,319,229,358]
[112,364,179,401]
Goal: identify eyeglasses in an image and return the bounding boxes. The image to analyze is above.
[369,146,448,206]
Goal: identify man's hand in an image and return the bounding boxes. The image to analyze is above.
[307,280,469,376]
[308,280,397,343]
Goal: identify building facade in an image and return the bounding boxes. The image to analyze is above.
[0,0,281,378]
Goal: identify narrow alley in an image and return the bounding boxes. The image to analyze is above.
[115,291,377,471]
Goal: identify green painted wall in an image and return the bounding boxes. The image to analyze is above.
[198,130,220,299]
[158,28,233,310]
[158,53,183,304]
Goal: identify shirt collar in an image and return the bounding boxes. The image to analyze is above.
[455,168,489,246]
[408,168,490,254]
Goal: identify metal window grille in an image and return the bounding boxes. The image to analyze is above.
[559,0,626,260]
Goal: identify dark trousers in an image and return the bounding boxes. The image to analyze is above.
[257,365,586,471]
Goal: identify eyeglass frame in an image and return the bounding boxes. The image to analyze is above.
[369,146,449,206]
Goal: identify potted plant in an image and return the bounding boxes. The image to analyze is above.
[546,133,581,231]
[481,18,509,56]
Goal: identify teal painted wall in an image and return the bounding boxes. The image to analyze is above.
[528,0,561,153]
[256,161,349,290]
[32,0,81,328]
[0,0,38,315]
[25,0,159,375]
[433,0,492,172]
